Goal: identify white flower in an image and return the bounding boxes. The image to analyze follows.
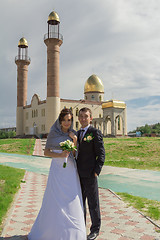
[83,133,94,142]
[60,142,64,146]
[87,136,92,140]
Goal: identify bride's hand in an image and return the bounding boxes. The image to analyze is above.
[60,150,70,158]
[69,131,77,141]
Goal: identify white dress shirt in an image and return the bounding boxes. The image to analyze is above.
[80,125,90,139]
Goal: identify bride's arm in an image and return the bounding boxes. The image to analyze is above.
[44,148,69,158]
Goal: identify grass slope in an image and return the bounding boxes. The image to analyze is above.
[0,138,35,155]
[0,165,25,233]
[104,137,160,171]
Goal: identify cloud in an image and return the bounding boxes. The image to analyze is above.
[127,96,160,131]
[0,0,160,132]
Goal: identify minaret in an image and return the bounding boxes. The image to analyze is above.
[15,37,31,135]
[44,10,63,132]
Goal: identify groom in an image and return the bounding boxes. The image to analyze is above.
[77,107,105,240]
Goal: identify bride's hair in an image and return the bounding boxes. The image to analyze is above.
[59,108,73,124]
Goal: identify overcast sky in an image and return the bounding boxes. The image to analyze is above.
[0,0,160,131]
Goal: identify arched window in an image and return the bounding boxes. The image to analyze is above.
[41,109,45,117]
[76,121,79,130]
[76,108,79,116]
[26,112,28,120]
[33,122,36,127]
[91,95,94,99]
[99,95,102,101]
[41,124,45,131]
[118,116,121,130]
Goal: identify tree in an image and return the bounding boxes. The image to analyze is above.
[0,131,16,139]
[135,123,160,135]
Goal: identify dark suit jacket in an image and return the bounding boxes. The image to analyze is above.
[77,126,105,178]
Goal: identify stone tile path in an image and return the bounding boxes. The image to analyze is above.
[0,171,160,240]
[32,139,44,157]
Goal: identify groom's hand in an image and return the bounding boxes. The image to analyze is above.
[95,173,98,177]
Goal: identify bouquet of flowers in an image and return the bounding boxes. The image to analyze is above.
[60,140,77,168]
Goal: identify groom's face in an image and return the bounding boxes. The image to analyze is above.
[78,110,93,128]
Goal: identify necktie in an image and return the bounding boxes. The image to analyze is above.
[79,129,85,142]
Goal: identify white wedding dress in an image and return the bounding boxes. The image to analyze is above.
[28,151,86,240]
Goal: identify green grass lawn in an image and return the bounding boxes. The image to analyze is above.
[0,165,25,233]
[0,138,35,155]
[117,192,160,227]
[104,137,160,171]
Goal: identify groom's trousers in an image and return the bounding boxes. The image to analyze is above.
[79,176,101,233]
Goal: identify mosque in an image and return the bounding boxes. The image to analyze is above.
[15,10,127,137]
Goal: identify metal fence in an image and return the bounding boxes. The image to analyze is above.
[15,55,31,61]
[44,32,63,41]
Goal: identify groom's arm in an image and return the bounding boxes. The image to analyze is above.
[93,129,105,176]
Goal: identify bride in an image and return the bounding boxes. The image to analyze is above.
[28,108,86,240]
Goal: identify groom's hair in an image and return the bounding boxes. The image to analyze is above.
[59,108,73,124]
[79,107,92,118]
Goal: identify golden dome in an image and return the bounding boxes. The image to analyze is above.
[102,100,126,109]
[48,11,60,23]
[18,37,28,48]
[84,75,104,93]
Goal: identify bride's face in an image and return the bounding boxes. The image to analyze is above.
[61,114,72,132]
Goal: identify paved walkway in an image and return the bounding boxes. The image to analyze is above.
[0,139,160,240]
[32,139,44,157]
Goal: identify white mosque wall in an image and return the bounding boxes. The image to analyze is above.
[22,97,103,136]
[23,94,46,136]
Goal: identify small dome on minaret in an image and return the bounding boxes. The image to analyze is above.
[48,11,60,24]
[18,37,28,48]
